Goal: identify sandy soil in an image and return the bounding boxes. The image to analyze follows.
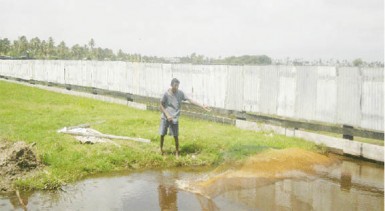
[0,141,40,192]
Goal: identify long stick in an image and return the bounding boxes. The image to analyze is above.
[66,120,106,130]
[61,130,150,143]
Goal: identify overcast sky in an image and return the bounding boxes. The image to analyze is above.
[1,0,384,61]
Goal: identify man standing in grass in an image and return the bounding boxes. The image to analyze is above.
[159,78,210,157]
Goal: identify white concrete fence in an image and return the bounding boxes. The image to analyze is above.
[0,60,383,132]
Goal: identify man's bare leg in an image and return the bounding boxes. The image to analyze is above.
[174,136,179,158]
[160,135,165,155]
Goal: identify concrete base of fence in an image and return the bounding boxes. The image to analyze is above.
[236,120,384,162]
[362,143,385,162]
[235,120,294,136]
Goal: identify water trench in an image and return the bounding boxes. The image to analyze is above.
[0,149,383,211]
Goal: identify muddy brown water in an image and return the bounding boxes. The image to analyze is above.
[0,154,383,211]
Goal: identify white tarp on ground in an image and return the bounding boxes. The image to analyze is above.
[57,125,150,145]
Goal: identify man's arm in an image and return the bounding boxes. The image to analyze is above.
[187,98,211,112]
[160,101,173,121]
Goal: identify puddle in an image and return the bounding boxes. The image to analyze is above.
[0,151,383,211]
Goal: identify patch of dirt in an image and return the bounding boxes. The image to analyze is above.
[0,141,41,192]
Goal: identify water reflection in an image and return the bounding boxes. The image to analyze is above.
[158,184,177,211]
[156,169,219,211]
[157,170,178,211]
[0,190,33,211]
[196,194,219,211]
[217,176,383,211]
[0,156,382,211]
[213,156,384,211]
[340,171,352,191]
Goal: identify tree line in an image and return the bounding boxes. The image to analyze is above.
[0,36,273,65]
[0,36,382,67]
[0,36,157,62]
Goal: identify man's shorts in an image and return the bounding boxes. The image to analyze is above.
[159,118,179,136]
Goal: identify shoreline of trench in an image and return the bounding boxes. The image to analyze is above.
[1,148,383,211]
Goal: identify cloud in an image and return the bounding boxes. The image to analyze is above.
[1,0,383,61]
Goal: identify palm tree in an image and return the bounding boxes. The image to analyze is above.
[29,37,41,58]
[47,37,56,59]
[88,38,95,49]
[40,40,48,59]
[88,38,95,59]
[71,44,82,60]
[57,41,69,59]
[11,36,29,57]
[0,38,11,55]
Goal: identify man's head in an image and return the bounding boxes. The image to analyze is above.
[170,78,180,93]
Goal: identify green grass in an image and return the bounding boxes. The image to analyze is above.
[0,80,321,191]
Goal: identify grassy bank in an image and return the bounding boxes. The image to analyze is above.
[0,80,321,191]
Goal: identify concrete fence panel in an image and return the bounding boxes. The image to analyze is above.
[173,64,200,101]
[315,66,338,123]
[207,65,227,108]
[277,66,297,118]
[258,66,279,115]
[336,67,361,126]
[35,60,49,82]
[243,65,261,112]
[0,60,383,132]
[225,65,244,110]
[159,63,173,95]
[360,68,384,131]
[126,62,142,95]
[295,66,317,120]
